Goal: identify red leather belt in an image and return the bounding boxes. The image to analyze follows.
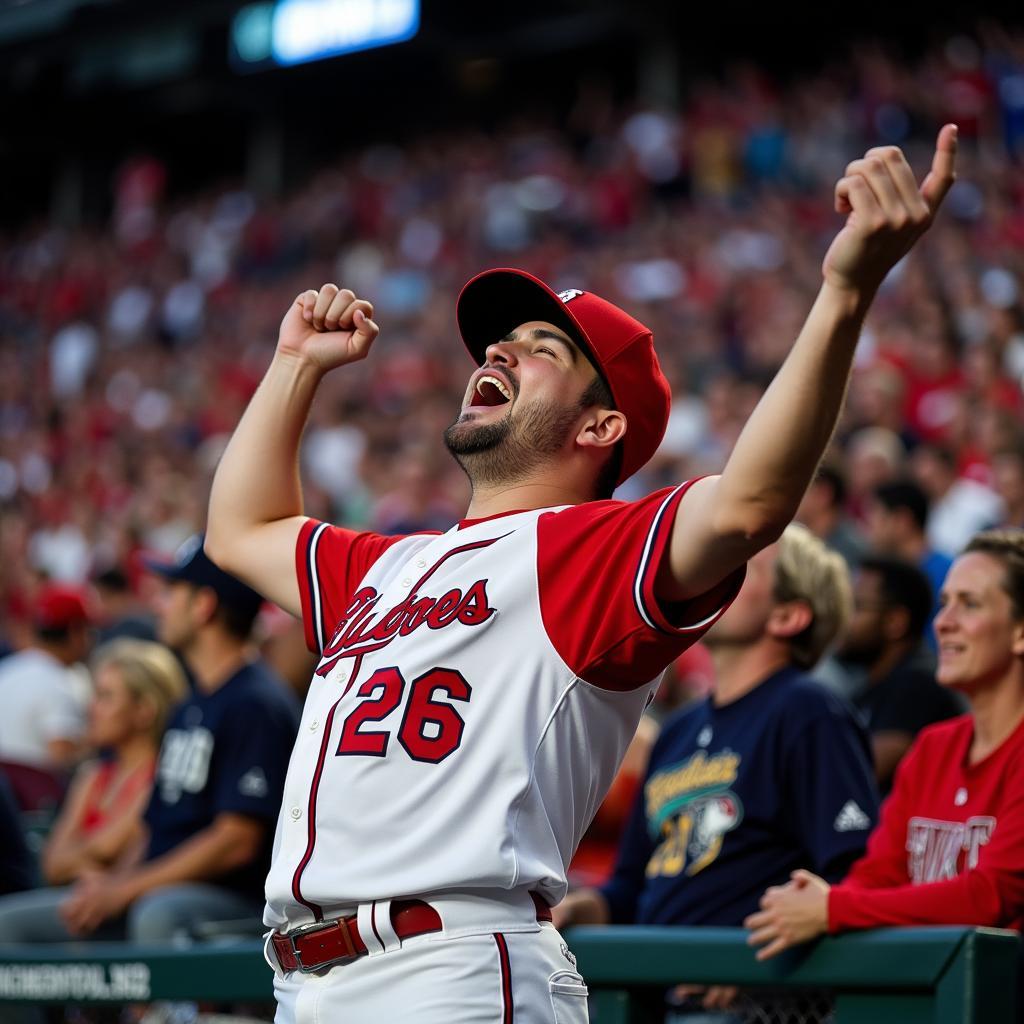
[273,893,552,973]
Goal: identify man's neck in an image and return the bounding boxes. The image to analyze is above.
[709,642,792,706]
[464,478,592,520]
[867,640,916,685]
[114,733,156,770]
[183,633,252,693]
[34,640,72,667]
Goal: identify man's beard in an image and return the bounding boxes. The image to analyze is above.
[444,398,581,489]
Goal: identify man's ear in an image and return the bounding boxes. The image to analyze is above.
[192,586,220,629]
[767,600,814,641]
[1012,620,1024,658]
[576,409,627,453]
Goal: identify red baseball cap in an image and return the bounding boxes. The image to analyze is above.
[33,584,93,631]
[456,268,671,484]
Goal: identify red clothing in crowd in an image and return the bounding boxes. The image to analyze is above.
[828,713,1024,932]
[78,758,155,835]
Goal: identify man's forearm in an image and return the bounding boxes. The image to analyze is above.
[205,287,378,612]
[716,281,870,537]
[207,352,323,548]
[118,818,262,903]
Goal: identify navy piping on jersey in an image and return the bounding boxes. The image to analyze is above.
[633,483,683,634]
[306,522,330,652]
[290,691,346,920]
[632,480,727,637]
[493,933,513,1024]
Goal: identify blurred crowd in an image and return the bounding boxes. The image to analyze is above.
[1,20,1024,1021]
[2,25,1024,653]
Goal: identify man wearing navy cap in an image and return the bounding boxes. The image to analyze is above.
[58,535,300,942]
[205,132,957,1021]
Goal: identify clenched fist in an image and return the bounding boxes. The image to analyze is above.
[823,124,958,297]
[277,284,380,373]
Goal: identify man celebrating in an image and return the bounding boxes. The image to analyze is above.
[205,129,957,1022]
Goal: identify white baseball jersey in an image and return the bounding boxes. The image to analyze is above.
[263,480,743,932]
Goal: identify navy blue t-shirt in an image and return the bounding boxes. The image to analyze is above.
[0,770,36,895]
[601,667,879,926]
[145,659,300,897]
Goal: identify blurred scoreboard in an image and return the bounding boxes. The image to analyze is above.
[230,0,420,70]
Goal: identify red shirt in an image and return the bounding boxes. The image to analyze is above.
[79,758,154,835]
[829,713,1024,932]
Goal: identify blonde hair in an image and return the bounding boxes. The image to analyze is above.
[91,639,188,744]
[772,522,853,669]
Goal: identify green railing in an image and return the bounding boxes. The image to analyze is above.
[571,926,1020,1023]
[0,926,1017,1022]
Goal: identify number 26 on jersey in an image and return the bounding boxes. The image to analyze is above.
[336,666,470,764]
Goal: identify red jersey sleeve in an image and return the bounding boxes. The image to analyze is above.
[536,481,745,690]
[294,519,409,654]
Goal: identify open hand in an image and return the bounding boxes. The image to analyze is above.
[59,869,133,936]
[744,869,830,960]
[822,125,958,297]
[277,284,380,373]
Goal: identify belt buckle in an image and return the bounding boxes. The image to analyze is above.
[289,917,357,972]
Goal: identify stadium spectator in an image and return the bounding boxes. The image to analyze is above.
[554,524,878,1019]
[992,445,1024,530]
[795,463,866,569]
[865,479,953,626]
[0,537,299,942]
[747,530,1024,957]
[836,556,962,791]
[40,638,187,885]
[844,427,906,523]
[0,585,92,777]
[0,638,187,940]
[92,567,157,644]
[911,443,1004,557]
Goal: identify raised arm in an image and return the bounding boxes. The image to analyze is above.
[658,126,958,602]
[204,286,379,615]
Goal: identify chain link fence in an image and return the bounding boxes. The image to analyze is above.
[656,987,836,1024]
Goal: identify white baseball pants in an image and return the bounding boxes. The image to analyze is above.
[269,921,589,1023]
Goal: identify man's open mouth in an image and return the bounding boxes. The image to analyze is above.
[470,373,513,408]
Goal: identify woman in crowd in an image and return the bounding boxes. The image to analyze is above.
[745,529,1024,956]
[41,638,187,885]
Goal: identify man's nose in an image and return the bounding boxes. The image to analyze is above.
[483,340,518,367]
